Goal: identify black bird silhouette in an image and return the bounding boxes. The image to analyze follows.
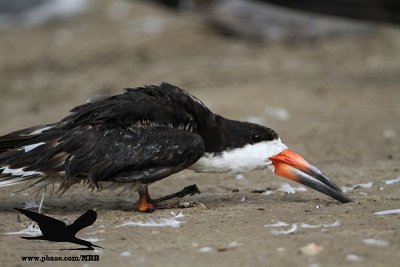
[15,208,102,250]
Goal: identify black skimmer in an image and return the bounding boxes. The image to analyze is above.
[15,208,101,250]
[0,83,351,212]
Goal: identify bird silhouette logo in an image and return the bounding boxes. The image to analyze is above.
[15,208,103,250]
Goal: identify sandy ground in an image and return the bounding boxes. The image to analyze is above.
[0,1,400,266]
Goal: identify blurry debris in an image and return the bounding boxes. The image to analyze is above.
[278,183,307,194]
[276,247,285,252]
[217,241,241,252]
[235,174,245,180]
[315,203,321,209]
[271,224,297,235]
[16,214,21,223]
[299,243,324,256]
[178,201,191,208]
[198,246,212,253]
[264,221,289,227]
[383,129,397,139]
[374,209,400,215]
[362,239,389,247]
[257,0,400,24]
[265,107,289,121]
[341,182,372,193]
[308,263,321,267]
[346,254,363,262]
[116,212,185,228]
[250,188,274,194]
[120,251,131,257]
[240,196,247,202]
[200,0,374,41]
[140,16,164,35]
[6,222,42,236]
[385,177,400,185]
[232,189,239,192]
[155,0,400,24]
[379,187,384,191]
[0,0,88,29]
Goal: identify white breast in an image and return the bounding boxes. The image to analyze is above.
[190,139,287,174]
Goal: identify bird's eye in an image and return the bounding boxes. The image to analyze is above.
[252,134,262,142]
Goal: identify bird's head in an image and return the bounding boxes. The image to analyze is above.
[213,120,352,203]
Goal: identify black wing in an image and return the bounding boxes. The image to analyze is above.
[1,83,208,186]
[14,208,66,235]
[66,210,97,235]
[61,125,205,186]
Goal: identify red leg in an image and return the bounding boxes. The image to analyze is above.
[136,185,154,213]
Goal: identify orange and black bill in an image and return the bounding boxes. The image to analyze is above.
[269,149,352,203]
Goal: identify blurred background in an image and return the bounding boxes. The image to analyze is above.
[0,0,399,167]
[0,1,400,265]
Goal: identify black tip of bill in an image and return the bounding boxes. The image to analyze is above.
[290,167,353,203]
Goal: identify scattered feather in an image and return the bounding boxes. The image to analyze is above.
[6,223,42,236]
[116,213,185,228]
[271,224,298,235]
[299,243,324,256]
[383,129,396,139]
[374,209,400,215]
[235,174,245,180]
[120,251,131,257]
[278,183,307,194]
[277,247,286,252]
[299,220,340,229]
[227,241,241,248]
[385,177,400,185]
[362,239,389,247]
[84,237,104,243]
[262,190,274,196]
[346,254,363,262]
[264,221,289,227]
[198,246,212,253]
[341,182,373,193]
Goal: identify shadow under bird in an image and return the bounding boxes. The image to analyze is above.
[0,83,351,212]
[15,208,102,250]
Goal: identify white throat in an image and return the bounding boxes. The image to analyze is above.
[190,139,287,174]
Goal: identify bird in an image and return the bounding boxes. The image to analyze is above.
[0,83,351,212]
[14,208,102,250]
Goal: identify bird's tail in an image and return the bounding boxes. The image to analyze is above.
[0,124,65,189]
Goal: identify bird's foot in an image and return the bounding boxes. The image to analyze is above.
[149,184,201,205]
[136,195,155,213]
